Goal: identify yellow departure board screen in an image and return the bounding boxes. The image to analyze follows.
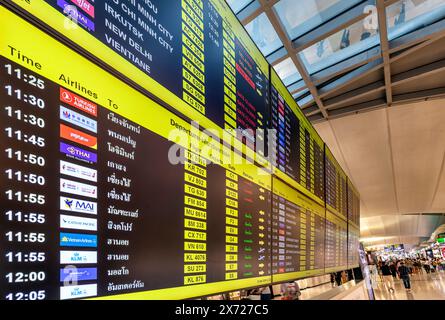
[0,7,273,300]
[270,69,324,206]
[347,225,360,269]
[271,178,325,283]
[324,210,348,273]
[325,146,347,219]
[8,0,270,160]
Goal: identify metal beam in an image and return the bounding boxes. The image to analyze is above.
[392,58,445,86]
[302,105,319,115]
[239,0,280,25]
[318,58,383,97]
[292,0,375,53]
[328,98,387,118]
[310,59,445,115]
[258,0,328,118]
[389,18,445,53]
[268,48,288,66]
[308,113,325,123]
[313,23,445,100]
[384,0,400,7]
[324,80,386,109]
[313,87,445,123]
[377,0,393,106]
[392,87,445,104]
[287,79,307,94]
[311,47,381,85]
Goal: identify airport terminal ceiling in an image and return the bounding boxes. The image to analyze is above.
[227,0,445,122]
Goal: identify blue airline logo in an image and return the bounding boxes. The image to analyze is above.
[60,232,97,247]
[60,196,97,215]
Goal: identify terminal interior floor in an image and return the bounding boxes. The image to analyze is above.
[373,272,445,300]
[278,272,445,300]
[299,283,335,300]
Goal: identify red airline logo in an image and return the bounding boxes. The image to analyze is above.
[71,0,95,18]
[60,124,97,150]
[60,87,97,117]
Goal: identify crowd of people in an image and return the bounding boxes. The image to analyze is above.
[369,257,445,293]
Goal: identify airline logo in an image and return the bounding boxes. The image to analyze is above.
[57,0,95,31]
[60,267,97,282]
[60,106,97,133]
[60,160,97,182]
[60,250,97,264]
[60,178,97,199]
[70,0,95,18]
[60,142,97,163]
[60,87,97,117]
[60,196,97,215]
[60,214,97,231]
[60,232,97,247]
[60,124,97,149]
[60,284,97,300]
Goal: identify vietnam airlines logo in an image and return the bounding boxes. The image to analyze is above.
[61,236,69,243]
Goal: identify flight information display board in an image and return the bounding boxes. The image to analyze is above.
[270,70,324,206]
[325,147,347,220]
[0,8,273,300]
[347,180,360,269]
[347,225,360,269]
[324,211,347,273]
[271,178,325,283]
[8,0,270,156]
[347,180,360,228]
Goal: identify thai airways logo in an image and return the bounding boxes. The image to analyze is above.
[60,106,97,133]
[60,178,97,199]
[60,284,97,300]
[60,142,97,163]
[60,232,97,247]
[60,214,97,231]
[60,160,97,182]
[60,251,97,264]
[60,87,97,117]
[60,196,97,215]
[60,267,97,282]
[57,0,95,31]
[60,124,97,149]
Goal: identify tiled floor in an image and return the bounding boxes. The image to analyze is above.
[299,282,336,300]
[373,271,445,300]
[273,282,335,300]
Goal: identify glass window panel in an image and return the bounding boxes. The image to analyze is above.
[274,57,302,85]
[226,0,254,14]
[245,13,283,56]
[274,0,363,40]
[299,18,380,74]
[386,0,445,41]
